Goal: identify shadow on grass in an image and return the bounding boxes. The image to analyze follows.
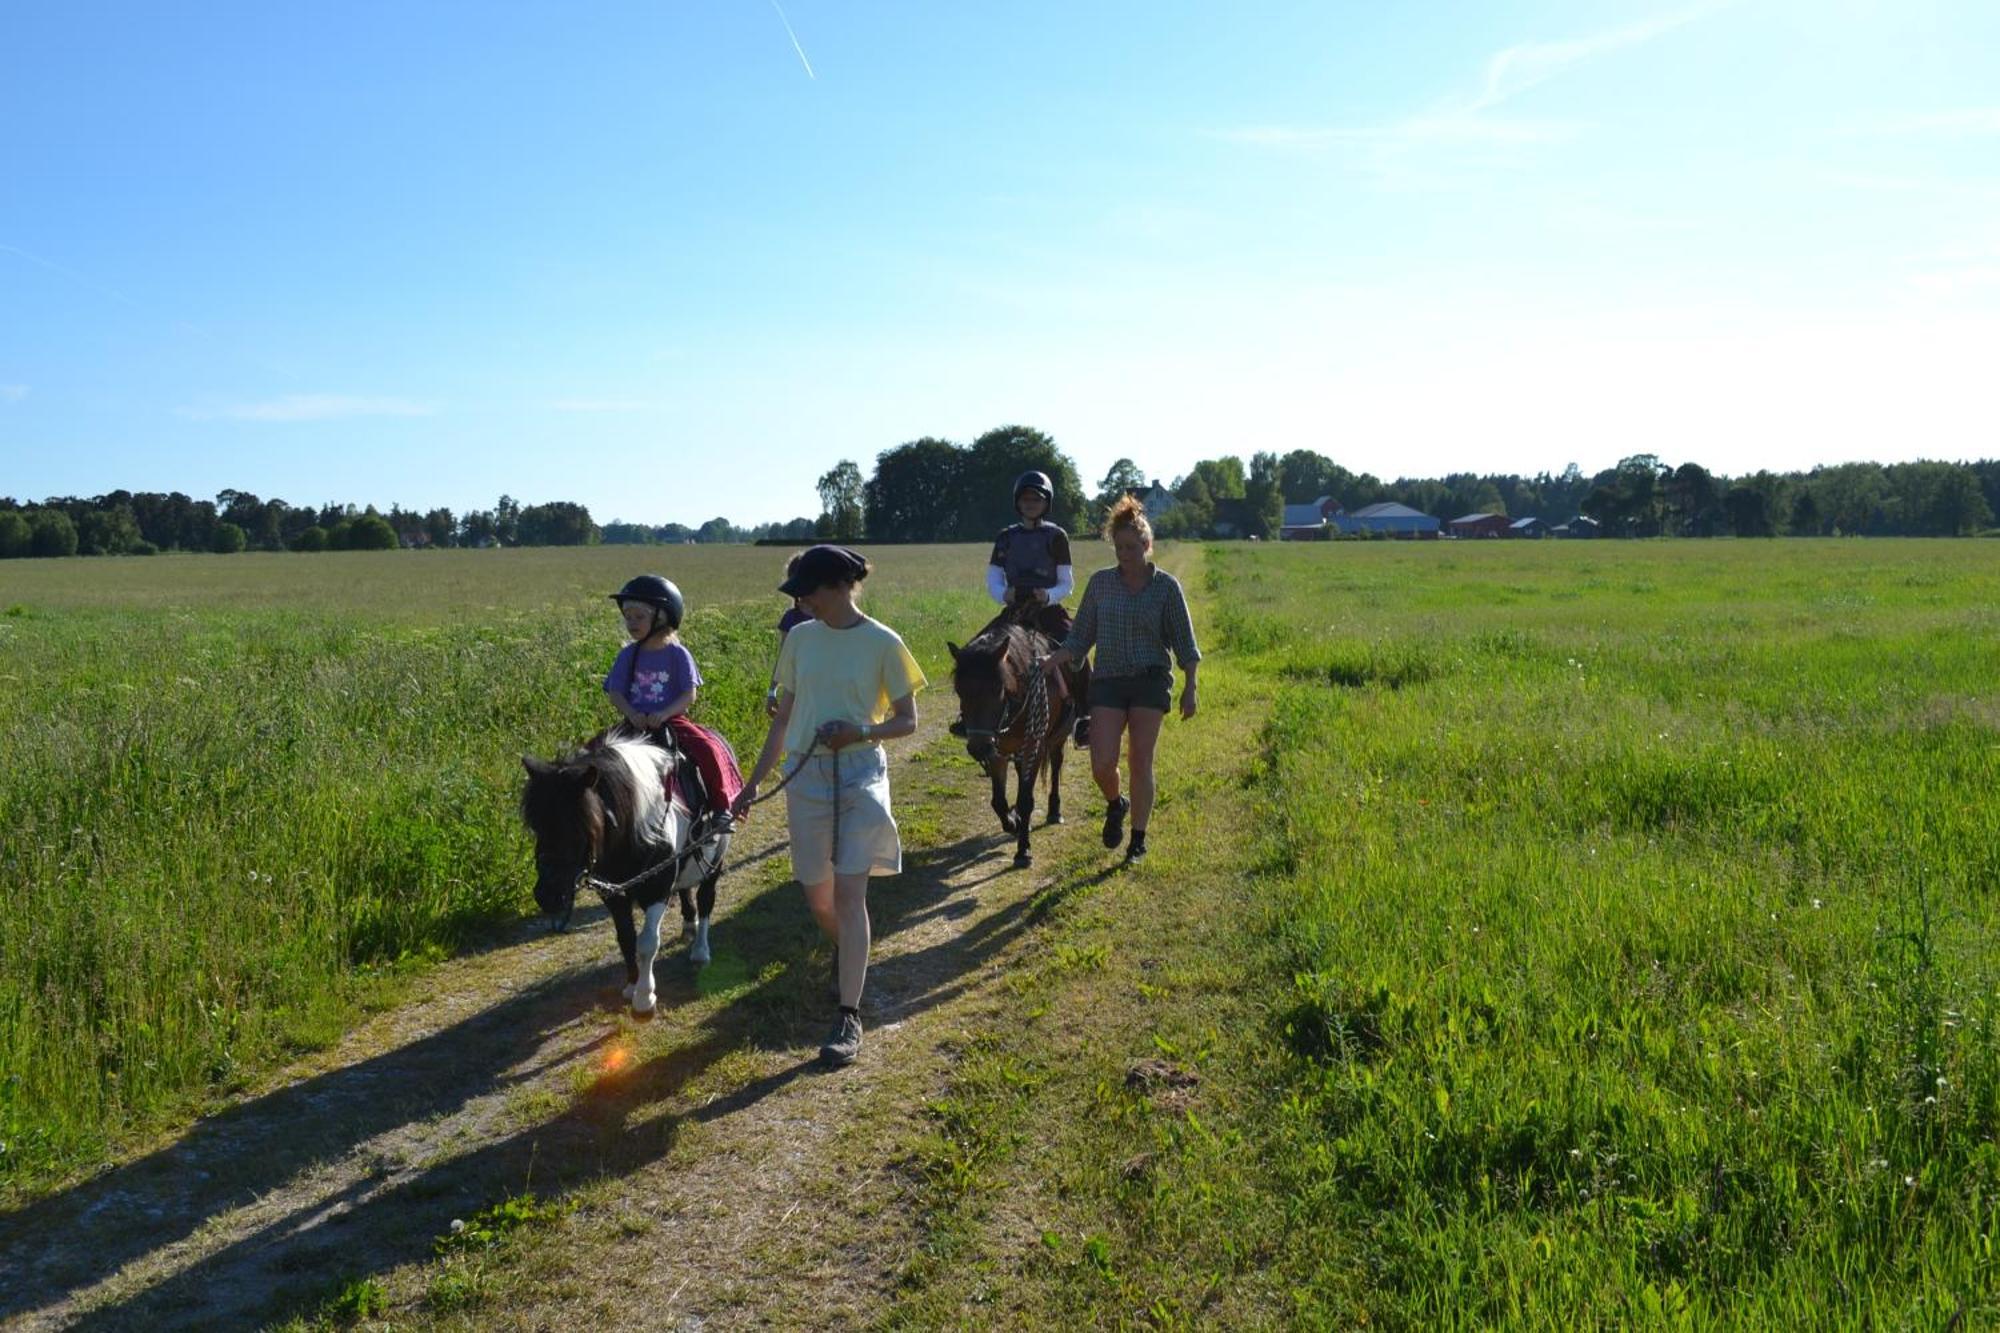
[0,818,1063,1331]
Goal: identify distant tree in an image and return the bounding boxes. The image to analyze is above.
[28,509,78,557]
[1244,451,1286,540]
[1278,449,1360,505]
[495,494,521,547]
[77,504,143,555]
[1188,457,1247,501]
[0,510,30,558]
[963,425,1086,537]
[1789,487,1822,536]
[290,525,329,552]
[209,521,248,554]
[1087,458,1148,532]
[1167,472,1215,538]
[864,438,963,541]
[517,501,599,546]
[1666,462,1718,536]
[461,509,498,547]
[346,515,398,550]
[815,460,865,542]
[696,516,736,544]
[1722,485,1773,537]
[424,507,456,549]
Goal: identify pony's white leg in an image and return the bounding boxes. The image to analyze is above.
[633,902,670,1015]
[690,916,711,965]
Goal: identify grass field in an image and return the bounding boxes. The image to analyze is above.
[883,538,2000,1329]
[0,543,998,1198]
[6,538,1999,1327]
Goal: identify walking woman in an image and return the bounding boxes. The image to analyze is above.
[734,545,926,1066]
[1043,497,1200,863]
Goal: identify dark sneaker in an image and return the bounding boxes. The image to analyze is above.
[1125,830,1149,864]
[820,1010,863,1066]
[1101,796,1129,849]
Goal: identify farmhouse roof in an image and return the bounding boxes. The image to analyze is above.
[1281,502,1328,528]
[1509,516,1543,530]
[1350,501,1431,520]
[1449,512,1500,524]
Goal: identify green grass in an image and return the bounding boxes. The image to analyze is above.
[888,538,2000,1329]
[0,543,1005,1199]
[1233,540,2000,1327]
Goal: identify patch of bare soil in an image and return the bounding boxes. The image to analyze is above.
[0,715,1089,1331]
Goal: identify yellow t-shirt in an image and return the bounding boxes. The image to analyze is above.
[776,615,927,758]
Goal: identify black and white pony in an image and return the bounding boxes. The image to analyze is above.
[521,729,731,1017]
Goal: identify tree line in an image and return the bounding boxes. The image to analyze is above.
[0,489,824,559]
[835,432,2000,541]
[7,440,1995,560]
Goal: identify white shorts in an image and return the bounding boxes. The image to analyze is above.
[784,744,901,884]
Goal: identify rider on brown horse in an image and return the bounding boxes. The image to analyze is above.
[954,470,1089,747]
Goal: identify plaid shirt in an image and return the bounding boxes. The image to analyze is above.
[1062,564,1201,680]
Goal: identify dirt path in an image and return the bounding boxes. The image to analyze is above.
[0,713,1096,1330]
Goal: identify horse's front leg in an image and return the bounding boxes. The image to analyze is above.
[1013,758,1036,868]
[689,864,720,966]
[631,897,671,1017]
[991,764,1016,834]
[611,896,640,997]
[1046,733,1064,826]
[678,881,697,941]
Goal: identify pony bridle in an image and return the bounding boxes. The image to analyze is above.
[961,655,1050,756]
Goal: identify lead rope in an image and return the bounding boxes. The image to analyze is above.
[1014,653,1052,799]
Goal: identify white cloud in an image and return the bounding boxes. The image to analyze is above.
[1470,2,1724,112]
[545,398,663,414]
[0,384,26,403]
[1209,2,1723,178]
[179,394,436,422]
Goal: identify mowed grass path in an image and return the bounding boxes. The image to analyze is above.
[0,544,996,1199]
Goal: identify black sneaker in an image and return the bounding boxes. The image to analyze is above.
[1125,829,1149,863]
[1101,796,1129,849]
[820,1010,863,1066]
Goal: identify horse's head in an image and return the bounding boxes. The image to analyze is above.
[520,754,607,932]
[948,628,1024,771]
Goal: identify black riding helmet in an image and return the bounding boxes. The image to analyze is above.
[609,574,684,631]
[1014,470,1054,508]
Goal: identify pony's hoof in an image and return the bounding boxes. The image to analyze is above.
[689,943,711,966]
[631,1005,656,1022]
[1046,812,1064,826]
[1013,852,1033,869]
[998,813,1018,835]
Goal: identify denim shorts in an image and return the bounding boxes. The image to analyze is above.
[1087,667,1172,714]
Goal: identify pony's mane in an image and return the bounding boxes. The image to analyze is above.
[522,731,672,856]
[953,617,1035,692]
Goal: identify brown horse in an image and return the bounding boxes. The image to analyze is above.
[947,606,1086,868]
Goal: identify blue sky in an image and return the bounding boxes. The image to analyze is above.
[4,1,1997,526]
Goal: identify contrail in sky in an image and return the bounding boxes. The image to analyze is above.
[768,0,815,79]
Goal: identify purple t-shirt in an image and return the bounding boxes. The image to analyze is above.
[605,641,702,713]
[777,607,814,636]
